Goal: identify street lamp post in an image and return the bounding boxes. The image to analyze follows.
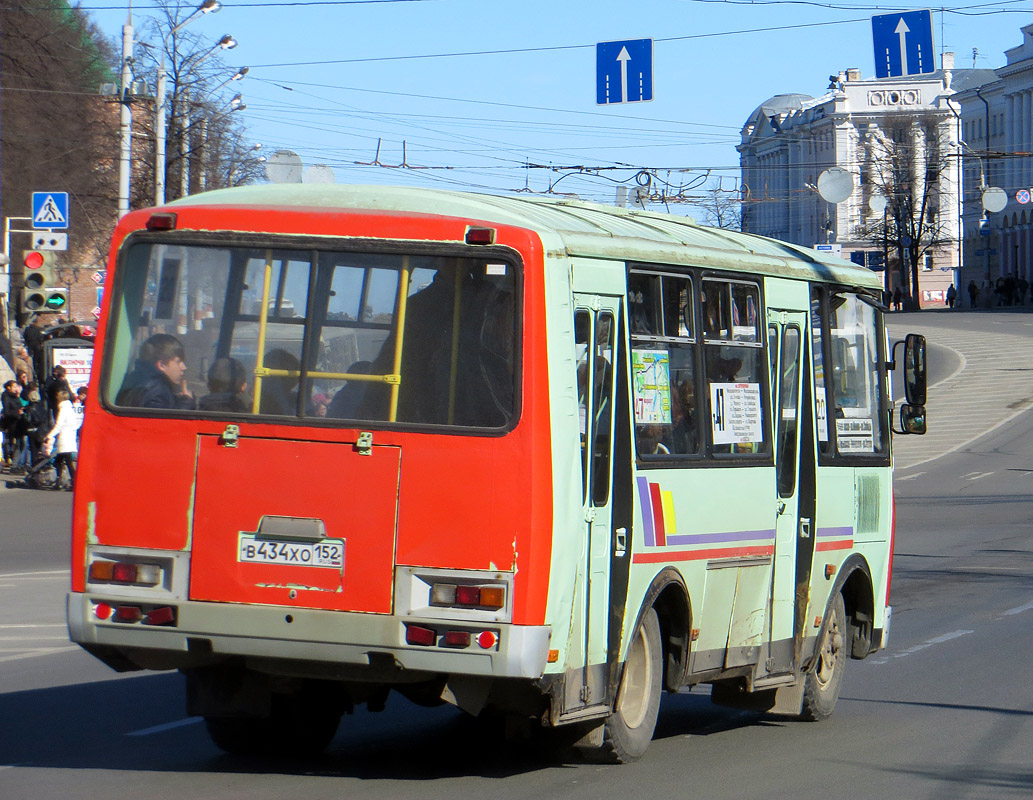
[154,0,223,206]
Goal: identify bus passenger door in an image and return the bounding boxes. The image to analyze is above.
[571,295,622,711]
[766,310,810,674]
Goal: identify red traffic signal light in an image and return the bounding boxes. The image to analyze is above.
[21,249,67,312]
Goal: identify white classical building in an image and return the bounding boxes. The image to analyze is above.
[738,60,995,307]
[953,24,1033,299]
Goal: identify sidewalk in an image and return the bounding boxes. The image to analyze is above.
[888,311,1033,471]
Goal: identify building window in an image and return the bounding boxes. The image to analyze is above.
[922,253,934,271]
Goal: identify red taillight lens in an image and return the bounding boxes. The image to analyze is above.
[455,585,481,606]
[406,625,436,646]
[94,603,113,620]
[443,630,471,647]
[115,605,142,622]
[146,212,177,230]
[465,226,495,245]
[146,606,176,626]
[112,563,138,583]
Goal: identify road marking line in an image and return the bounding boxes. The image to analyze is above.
[0,646,78,663]
[0,635,69,641]
[895,472,925,482]
[1004,600,1033,616]
[869,629,973,664]
[961,471,994,481]
[0,624,67,629]
[0,570,68,578]
[126,718,203,737]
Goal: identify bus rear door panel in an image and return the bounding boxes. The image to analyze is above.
[557,255,633,718]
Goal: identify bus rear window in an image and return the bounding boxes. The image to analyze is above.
[103,242,519,429]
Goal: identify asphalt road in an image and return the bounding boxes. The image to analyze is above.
[2,309,1033,799]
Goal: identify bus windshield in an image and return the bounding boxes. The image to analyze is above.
[103,240,519,429]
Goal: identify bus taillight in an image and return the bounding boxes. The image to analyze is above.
[88,560,162,587]
[405,624,436,646]
[430,582,505,610]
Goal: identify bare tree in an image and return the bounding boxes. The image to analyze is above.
[698,178,748,231]
[0,0,120,268]
[854,113,954,310]
[133,2,258,202]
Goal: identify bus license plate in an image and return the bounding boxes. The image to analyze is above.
[238,536,344,569]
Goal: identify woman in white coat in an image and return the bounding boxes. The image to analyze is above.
[44,388,78,490]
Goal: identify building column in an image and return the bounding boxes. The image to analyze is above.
[1020,91,1028,189]
[1007,94,1017,190]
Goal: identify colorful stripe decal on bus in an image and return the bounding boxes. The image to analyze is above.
[638,477,674,547]
[632,544,774,564]
[815,526,854,552]
[637,477,656,546]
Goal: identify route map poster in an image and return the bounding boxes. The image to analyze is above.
[632,349,671,424]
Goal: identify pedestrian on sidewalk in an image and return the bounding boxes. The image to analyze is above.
[43,388,78,490]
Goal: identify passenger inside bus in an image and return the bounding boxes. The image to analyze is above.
[198,357,250,413]
[326,361,372,420]
[258,349,301,416]
[358,265,515,427]
[116,333,197,411]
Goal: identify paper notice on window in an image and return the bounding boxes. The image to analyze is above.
[836,417,875,453]
[632,349,672,424]
[815,386,829,442]
[710,382,763,444]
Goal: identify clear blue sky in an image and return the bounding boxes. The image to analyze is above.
[79,0,1030,213]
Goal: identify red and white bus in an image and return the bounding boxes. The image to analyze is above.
[68,185,926,762]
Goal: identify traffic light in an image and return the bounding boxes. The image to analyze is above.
[21,249,68,312]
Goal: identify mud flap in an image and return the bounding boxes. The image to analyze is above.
[710,680,804,715]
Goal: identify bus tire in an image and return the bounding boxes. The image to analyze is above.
[602,607,663,763]
[800,592,846,721]
[204,694,341,756]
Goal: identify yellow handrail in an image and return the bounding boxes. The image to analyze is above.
[251,250,274,414]
[388,257,410,422]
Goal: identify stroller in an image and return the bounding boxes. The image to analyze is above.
[24,451,60,490]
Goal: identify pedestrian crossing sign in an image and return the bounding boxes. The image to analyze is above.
[32,192,69,229]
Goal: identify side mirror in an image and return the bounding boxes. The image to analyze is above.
[902,333,927,406]
[898,403,926,435]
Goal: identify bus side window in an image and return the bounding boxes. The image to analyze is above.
[631,270,699,458]
[591,312,615,505]
[703,279,767,456]
[575,309,591,498]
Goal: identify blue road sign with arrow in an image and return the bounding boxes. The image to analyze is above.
[597,39,653,105]
[872,10,936,78]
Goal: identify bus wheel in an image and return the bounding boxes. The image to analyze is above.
[204,694,341,756]
[602,607,662,762]
[801,592,846,721]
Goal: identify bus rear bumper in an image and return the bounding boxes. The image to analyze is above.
[67,592,551,681]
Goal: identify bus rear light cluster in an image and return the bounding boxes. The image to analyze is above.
[88,560,162,587]
[93,602,177,626]
[429,582,505,610]
[405,623,498,650]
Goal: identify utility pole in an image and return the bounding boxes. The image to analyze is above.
[118,14,134,219]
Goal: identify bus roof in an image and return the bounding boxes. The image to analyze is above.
[169,184,883,290]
